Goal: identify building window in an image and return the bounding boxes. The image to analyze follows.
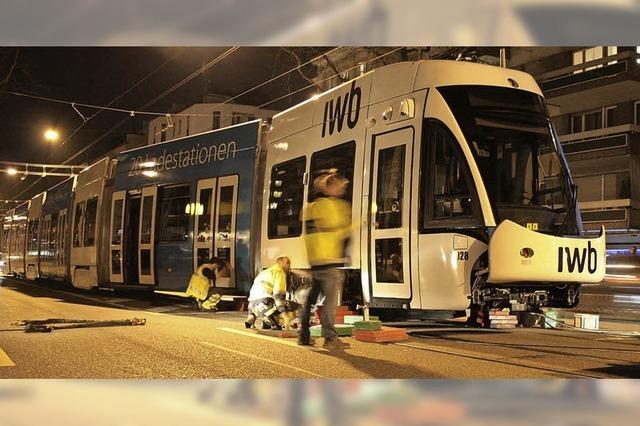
[212,111,221,130]
[268,157,306,239]
[635,101,640,125]
[177,119,182,136]
[231,112,253,125]
[152,126,157,144]
[571,108,609,133]
[605,106,617,128]
[158,185,191,242]
[571,115,582,134]
[572,46,617,74]
[160,123,167,142]
[584,109,602,131]
[308,141,356,203]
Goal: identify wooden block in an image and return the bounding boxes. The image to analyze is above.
[490,323,516,329]
[489,309,511,316]
[489,315,517,321]
[353,320,382,331]
[310,324,353,337]
[343,315,380,324]
[275,329,299,338]
[353,326,408,343]
[335,324,354,336]
[310,325,323,337]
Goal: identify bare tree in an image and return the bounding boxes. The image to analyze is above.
[0,48,19,89]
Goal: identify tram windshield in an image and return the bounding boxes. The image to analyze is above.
[439,85,578,235]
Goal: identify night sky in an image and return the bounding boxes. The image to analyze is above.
[0,47,320,208]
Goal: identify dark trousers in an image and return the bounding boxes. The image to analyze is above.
[299,267,342,342]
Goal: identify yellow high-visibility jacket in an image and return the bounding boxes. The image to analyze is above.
[248,263,287,303]
[303,196,352,266]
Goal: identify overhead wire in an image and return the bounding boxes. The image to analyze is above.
[2,46,401,209]
[0,46,341,120]
[1,48,193,209]
[214,46,404,131]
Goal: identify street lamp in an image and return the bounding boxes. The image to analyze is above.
[44,129,59,142]
[6,168,17,175]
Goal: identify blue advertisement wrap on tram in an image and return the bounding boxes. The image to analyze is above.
[112,121,261,292]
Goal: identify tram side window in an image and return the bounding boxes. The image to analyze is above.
[50,213,58,258]
[268,157,306,239]
[111,199,123,245]
[73,201,85,247]
[83,196,99,247]
[217,185,234,234]
[59,214,67,265]
[158,185,191,242]
[27,219,38,252]
[197,188,213,242]
[308,141,356,202]
[422,121,478,227]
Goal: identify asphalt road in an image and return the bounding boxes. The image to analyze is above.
[2,276,640,379]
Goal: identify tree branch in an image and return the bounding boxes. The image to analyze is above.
[0,48,19,88]
[281,47,322,90]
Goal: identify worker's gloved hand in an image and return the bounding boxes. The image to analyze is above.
[274,295,287,313]
[285,300,300,312]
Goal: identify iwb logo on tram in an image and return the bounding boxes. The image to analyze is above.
[557,242,598,274]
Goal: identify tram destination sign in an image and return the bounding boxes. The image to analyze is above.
[113,121,260,190]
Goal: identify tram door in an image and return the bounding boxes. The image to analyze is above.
[193,176,238,288]
[109,191,126,283]
[138,186,157,285]
[194,178,217,272]
[369,128,413,300]
[214,176,238,288]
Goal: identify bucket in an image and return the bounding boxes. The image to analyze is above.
[574,313,600,330]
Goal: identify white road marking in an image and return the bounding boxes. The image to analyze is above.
[218,326,329,351]
[146,305,184,313]
[200,341,324,378]
[0,347,15,367]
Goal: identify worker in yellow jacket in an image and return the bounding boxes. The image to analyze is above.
[298,170,352,350]
[245,255,291,330]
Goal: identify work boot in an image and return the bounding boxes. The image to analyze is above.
[322,338,350,350]
[245,314,257,329]
[297,336,315,346]
[264,315,282,331]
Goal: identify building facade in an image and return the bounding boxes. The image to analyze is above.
[509,47,640,235]
[146,100,278,145]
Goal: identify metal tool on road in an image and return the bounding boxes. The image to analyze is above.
[11,318,146,333]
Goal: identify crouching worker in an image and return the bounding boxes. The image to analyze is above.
[245,255,291,330]
[186,258,224,311]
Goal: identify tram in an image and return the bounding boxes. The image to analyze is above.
[0,59,607,314]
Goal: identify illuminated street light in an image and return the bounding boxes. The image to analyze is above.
[6,168,17,175]
[44,129,59,142]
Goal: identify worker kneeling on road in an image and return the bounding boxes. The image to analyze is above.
[245,255,291,330]
[186,258,224,311]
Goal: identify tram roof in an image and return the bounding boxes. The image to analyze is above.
[270,59,542,142]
